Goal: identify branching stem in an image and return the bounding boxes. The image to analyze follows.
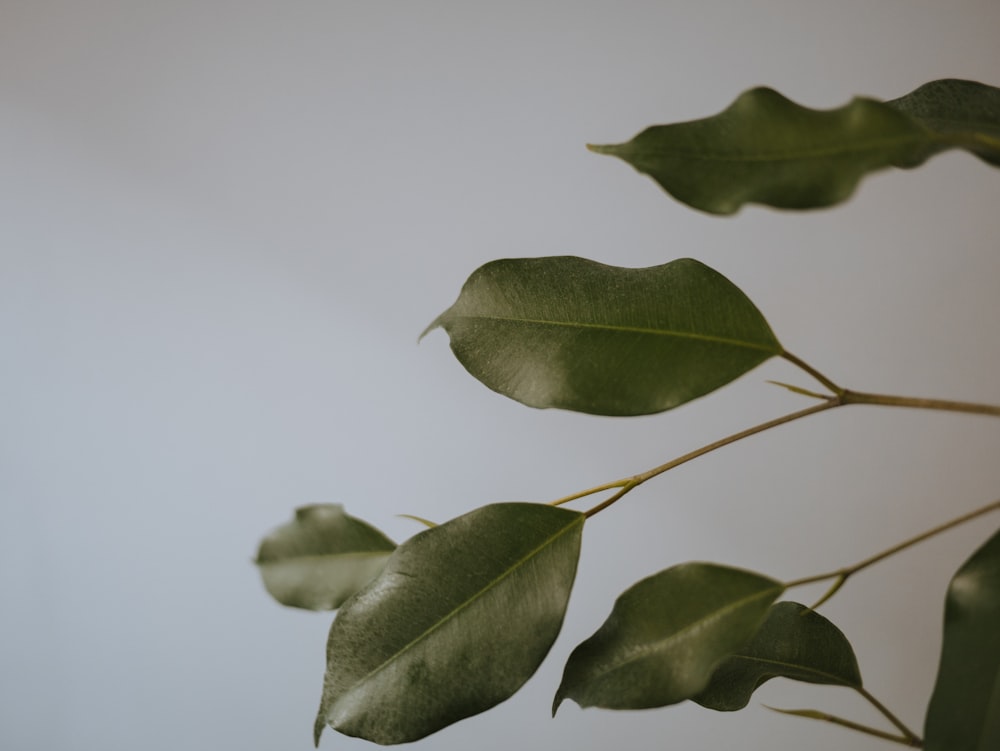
[766,705,923,747]
[555,350,1000,517]
[856,687,923,746]
[780,350,844,394]
[578,399,840,517]
[786,497,1000,602]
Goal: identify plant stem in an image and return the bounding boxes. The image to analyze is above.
[556,350,1000,517]
[780,350,843,394]
[787,498,1000,599]
[765,705,922,747]
[583,399,840,517]
[856,687,923,746]
[842,389,1000,416]
[550,479,628,508]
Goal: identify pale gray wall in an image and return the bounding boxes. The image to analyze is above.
[3,2,1000,749]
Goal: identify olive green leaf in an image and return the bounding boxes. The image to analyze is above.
[423,256,781,416]
[255,504,396,611]
[694,601,862,711]
[924,525,1000,751]
[886,79,1000,167]
[314,503,584,746]
[590,79,1000,214]
[553,563,784,712]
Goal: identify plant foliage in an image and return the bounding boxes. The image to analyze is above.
[924,526,1000,751]
[424,256,781,415]
[693,601,862,711]
[257,77,1000,749]
[256,504,396,611]
[590,78,1000,214]
[313,503,584,745]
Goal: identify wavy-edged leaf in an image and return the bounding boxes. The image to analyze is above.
[424,257,781,416]
[314,502,584,746]
[694,601,862,711]
[924,525,1000,751]
[590,79,1000,215]
[255,504,396,611]
[886,79,1000,167]
[553,563,784,712]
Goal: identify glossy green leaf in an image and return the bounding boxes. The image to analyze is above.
[694,601,862,711]
[886,79,1000,167]
[314,502,584,746]
[924,525,1000,751]
[255,504,396,611]
[424,256,782,416]
[590,79,1000,215]
[553,563,784,713]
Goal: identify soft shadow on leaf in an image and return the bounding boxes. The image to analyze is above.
[590,79,1000,214]
[924,525,1000,751]
[553,563,784,712]
[424,256,781,416]
[256,504,396,611]
[694,601,862,711]
[314,503,584,746]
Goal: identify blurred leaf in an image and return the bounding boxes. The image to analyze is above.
[886,79,1000,167]
[424,256,781,416]
[694,601,862,711]
[590,79,1000,215]
[314,503,584,746]
[256,504,396,611]
[924,525,1000,751]
[553,563,784,712]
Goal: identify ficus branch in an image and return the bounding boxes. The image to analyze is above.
[548,350,1000,517]
[765,705,922,747]
[555,399,842,518]
[785,497,1000,606]
[855,687,923,746]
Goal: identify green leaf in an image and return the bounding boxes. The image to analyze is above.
[255,504,396,611]
[553,563,784,713]
[590,79,1000,215]
[694,601,862,711]
[886,79,1000,167]
[314,502,584,746]
[424,256,782,416]
[924,525,1000,751]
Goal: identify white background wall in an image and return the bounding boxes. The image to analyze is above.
[3,2,999,749]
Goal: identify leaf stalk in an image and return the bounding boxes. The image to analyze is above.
[765,705,923,747]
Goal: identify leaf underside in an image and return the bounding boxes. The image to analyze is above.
[425,256,781,416]
[314,503,584,746]
[924,525,1000,751]
[694,601,862,712]
[591,78,1000,214]
[256,504,396,611]
[554,563,784,712]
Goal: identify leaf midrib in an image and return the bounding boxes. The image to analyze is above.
[258,550,393,565]
[723,653,859,687]
[337,514,584,703]
[630,133,931,164]
[454,314,779,354]
[583,583,784,688]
